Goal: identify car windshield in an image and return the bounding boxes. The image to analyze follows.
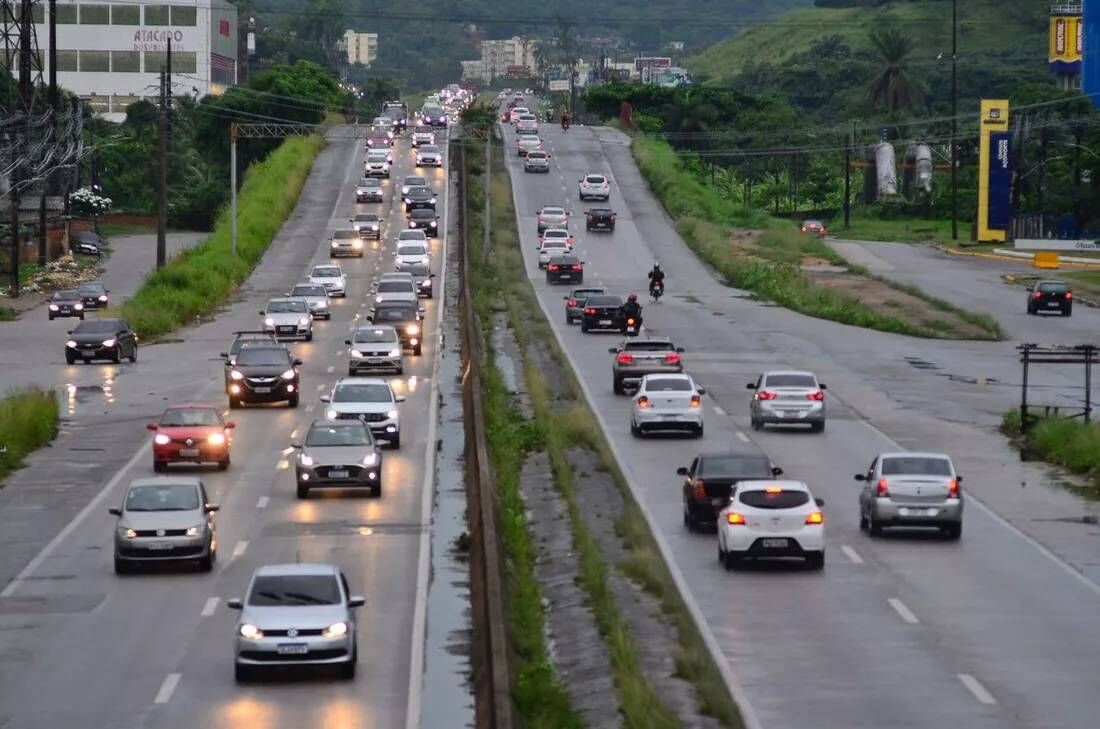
[420,146,440,153]
[572,289,605,299]
[625,341,674,352]
[543,208,565,216]
[424,106,443,116]
[378,281,412,293]
[764,374,816,388]
[738,489,810,509]
[333,383,392,403]
[78,283,105,294]
[74,320,118,334]
[375,307,414,321]
[405,178,426,186]
[355,215,379,223]
[585,176,605,184]
[528,152,547,159]
[125,484,199,512]
[267,300,307,313]
[1038,282,1068,293]
[53,291,80,300]
[409,188,431,198]
[235,348,288,366]
[646,378,692,392]
[399,232,426,241]
[354,328,397,344]
[699,455,773,477]
[367,152,388,161]
[542,241,568,249]
[398,245,427,256]
[230,338,271,354]
[545,230,569,238]
[359,178,378,187]
[248,575,341,606]
[291,285,326,297]
[306,423,372,447]
[160,408,220,427]
[881,457,953,476]
[410,210,434,219]
[312,267,341,277]
[586,296,622,306]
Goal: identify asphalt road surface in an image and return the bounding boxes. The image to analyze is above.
[502,118,1100,729]
[0,128,448,729]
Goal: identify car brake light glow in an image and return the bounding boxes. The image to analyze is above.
[568,299,577,306]
[692,479,706,498]
[584,307,596,315]
[1066,292,1073,300]
[947,479,959,498]
[548,264,559,271]
[805,511,824,524]
[765,486,783,493]
[877,479,889,496]
[756,391,777,400]
[664,352,681,364]
[637,396,650,408]
[807,391,825,401]
[617,352,634,364]
[572,264,583,271]
[726,512,746,525]
[690,395,701,407]
[1033,291,1042,299]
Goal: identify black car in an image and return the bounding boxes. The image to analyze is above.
[404,186,437,212]
[407,208,439,237]
[353,213,382,239]
[563,286,607,324]
[421,104,447,127]
[77,281,109,309]
[580,295,625,333]
[586,208,616,232]
[356,177,384,203]
[65,318,137,364]
[368,301,425,355]
[48,290,85,320]
[546,254,584,285]
[70,230,103,256]
[678,452,784,530]
[220,331,277,391]
[1026,279,1073,316]
[225,344,302,408]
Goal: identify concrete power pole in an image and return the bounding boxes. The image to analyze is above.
[156,39,172,269]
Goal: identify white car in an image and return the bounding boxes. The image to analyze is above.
[517,135,542,157]
[717,480,826,570]
[411,128,435,147]
[346,325,404,376]
[509,107,530,123]
[355,177,384,203]
[539,227,574,250]
[579,173,611,201]
[330,229,364,258]
[287,283,331,320]
[364,150,391,178]
[309,264,346,298]
[395,240,431,275]
[321,377,405,448]
[401,176,430,196]
[351,213,382,240]
[629,373,705,437]
[416,145,443,167]
[373,277,418,305]
[747,370,827,432]
[261,297,313,341]
[515,114,539,133]
[537,239,571,268]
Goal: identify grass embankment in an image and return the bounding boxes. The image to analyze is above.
[0,388,59,483]
[839,217,973,245]
[470,139,744,727]
[1002,411,1100,498]
[115,135,325,338]
[97,223,155,237]
[634,137,1003,340]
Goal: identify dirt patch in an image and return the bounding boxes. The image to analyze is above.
[799,256,834,268]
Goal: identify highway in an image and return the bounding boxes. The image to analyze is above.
[0,128,447,729]
[501,117,1100,729]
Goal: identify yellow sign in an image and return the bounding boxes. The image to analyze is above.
[1034,251,1060,269]
[977,100,1010,243]
[1049,15,1083,64]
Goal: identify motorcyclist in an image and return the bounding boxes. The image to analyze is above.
[621,293,643,320]
[647,263,665,296]
[561,111,570,131]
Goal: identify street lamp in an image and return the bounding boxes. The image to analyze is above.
[951,0,958,240]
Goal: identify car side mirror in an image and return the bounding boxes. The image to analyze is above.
[696,386,707,395]
[772,467,784,476]
[291,441,302,449]
[320,395,331,403]
[956,475,963,483]
[206,504,220,512]
[854,474,867,481]
[294,359,303,366]
[146,423,158,431]
[746,383,756,389]
[348,596,366,608]
[815,498,825,507]
[396,395,406,402]
[608,347,618,353]
[819,383,827,390]
[225,422,236,429]
[345,339,352,346]
[676,347,685,353]
[219,352,228,359]
[676,467,689,476]
[227,598,243,610]
[1025,285,1034,292]
[108,507,122,516]
[258,310,265,315]
[66,330,72,335]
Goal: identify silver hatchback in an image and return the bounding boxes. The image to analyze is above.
[228,563,364,681]
[747,370,827,432]
[293,419,383,497]
[109,477,218,573]
[856,452,964,539]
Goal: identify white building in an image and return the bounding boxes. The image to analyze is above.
[464,36,539,83]
[343,30,377,67]
[33,0,238,121]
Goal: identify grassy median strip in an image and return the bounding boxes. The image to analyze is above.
[0,388,59,483]
[634,137,1002,341]
[116,135,325,338]
[1002,411,1100,497]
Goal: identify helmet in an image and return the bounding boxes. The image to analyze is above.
[627,293,638,303]
[653,262,661,270]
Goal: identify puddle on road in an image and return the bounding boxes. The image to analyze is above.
[61,370,119,417]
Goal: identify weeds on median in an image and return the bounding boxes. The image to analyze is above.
[0,387,59,483]
[1001,411,1100,497]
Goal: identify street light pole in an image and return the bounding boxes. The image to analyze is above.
[950,0,958,240]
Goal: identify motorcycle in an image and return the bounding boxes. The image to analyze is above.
[624,315,642,336]
[649,280,664,302]
[562,118,570,132]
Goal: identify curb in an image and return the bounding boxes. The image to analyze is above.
[939,245,1100,269]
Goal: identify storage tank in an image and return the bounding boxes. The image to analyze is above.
[874,142,897,197]
[913,143,933,193]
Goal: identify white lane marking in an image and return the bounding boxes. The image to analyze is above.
[316,382,326,391]
[232,541,248,558]
[201,597,219,617]
[887,597,919,624]
[256,496,269,509]
[280,446,295,456]
[735,431,750,443]
[957,673,997,705]
[290,429,299,439]
[276,460,289,470]
[1,437,150,597]
[305,403,316,413]
[841,544,864,565]
[153,673,181,704]
[326,365,335,373]
[713,406,726,416]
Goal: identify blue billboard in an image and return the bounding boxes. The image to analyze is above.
[987,132,1013,230]
[1084,1,1100,107]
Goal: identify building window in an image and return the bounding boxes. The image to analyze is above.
[112,95,140,113]
[57,4,77,24]
[171,6,196,26]
[79,50,110,72]
[79,4,110,24]
[56,50,78,72]
[144,5,169,25]
[111,5,139,25]
[144,51,165,72]
[111,50,140,72]
[173,51,197,74]
[82,95,109,114]
[17,4,45,23]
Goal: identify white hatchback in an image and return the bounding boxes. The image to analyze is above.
[537,239,570,268]
[717,480,825,570]
[579,173,611,201]
[629,373,705,438]
[309,264,347,298]
[539,227,574,250]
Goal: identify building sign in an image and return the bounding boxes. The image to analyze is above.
[505,64,530,77]
[548,79,569,91]
[133,29,186,52]
[634,57,671,72]
[987,132,1013,230]
[1049,14,1082,74]
[977,100,1010,243]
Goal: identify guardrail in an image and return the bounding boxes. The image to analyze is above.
[454,131,515,729]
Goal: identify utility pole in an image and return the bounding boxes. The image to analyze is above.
[156,65,167,269]
[844,123,852,229]
[1037,126,1048,231]
[483,131,491,263]
[230,123,237,256]
[950,0,958,240]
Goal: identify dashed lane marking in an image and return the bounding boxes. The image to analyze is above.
[841,545,864,564]
[713,406,726,416]
[887,597,919,624]
[201,597,219,617]
[232,541,248,558]
[957,674,997,705]
[735,431,750,443]
[153,673,181,704]
[256,496,269,509]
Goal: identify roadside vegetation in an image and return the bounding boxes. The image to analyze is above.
[840,217,973,245]
[0,388,59,483]
[1001,411,1100,498]
[116,135,325,338]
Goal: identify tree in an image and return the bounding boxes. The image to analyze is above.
[867,28,923,114]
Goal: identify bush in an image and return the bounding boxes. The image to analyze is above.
[0,388,59,482]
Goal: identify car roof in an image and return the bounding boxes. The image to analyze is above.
[164,402,220,410]
[549,254,580,262]
[735,479,810,492]
[544,228,570,234]
[877,452,953,461]
[541,206,566,213]
[312,264,343,271]
[625,336,673,345]
[571,286,606,293]
[332,229,359,238]
[268,297,305,304]
[128,476,202,489]
[1036,279,1067,285]
[335,376,392,386]
[588,207,614,213]
[762,369,817,378]
[643,372,692,381]
[697,450,768,460]
[380,272,415,279]
[354,213,380,220]
[253,563,338,577]
[53,289,80,297]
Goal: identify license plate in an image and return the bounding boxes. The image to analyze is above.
[1046,302,1060,307]
[147,542,174,551]
[253,387,272,394]
[179,448,200,457]
[82,348,97,354]
[712,498,725,506]
[559,275,572,280]
[899,507,937,516]
[600,319,612,325]
[368,358,383,363]
[761,538,789,548]
[329,469,349,479]
[661,414,679,420]
[277,644,309,655]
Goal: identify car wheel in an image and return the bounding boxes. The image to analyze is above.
[153,460,167,473]
[695,424,704,438]
[65,354,75,365]
[811,421,825,433]
[48,314,54,321]
[297,483,310,499]
[129,346,137,363]
[390,433,401,449]
[1026,306,1034,315]
[717,538,725,562]
[683,500,696,532]
[198,551,214,572]
[630,419,641,437]
[396,367,404,375]
[613,377,624,395]
[111,350,121,364]
[580,321,589,333]
[806,551,825,570]
[373,481,382,498]
[868,512,883,537]
[114,556,130,575]
[348,367,357,376]
[723,550,741,571]
[82,358,91,364]
[750,416,762,431]
[305,332,313,342]
[288,393,300,408]
[217,455,230,471]
[942,522,962,540]
[859,510,869,531]
[1064,308,1073,317]
[340,649,357,680]
[414,345,422,356]
[229,397,240,409]
[234,663,252,683]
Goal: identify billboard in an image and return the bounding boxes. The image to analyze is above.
[634,57,672,72]
[548,79,570,91]
[1049,14,1082,74]
[977,100,1011,243]
[1084,1,1100,106]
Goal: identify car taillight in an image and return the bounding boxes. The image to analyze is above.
[756,391,777,400]
[726,512,746,526]
[584,307,596,315]
[807,391,825,401]
[877,479,889,497]
[568,299,577,306]
[692,480,706,499]
[611,214,616,220]
[548,264,559,271]
[587,213,593,220]
[572,264,583,271]
[617,352,634,364]
[801,226,807,232]
[690,395,701,408]
[1066,292,1073,300]
[637,396,650,408]
[947,479,959,499]
[805,511,824,525]
[1033,291,1042,299]
[664,352,681,365]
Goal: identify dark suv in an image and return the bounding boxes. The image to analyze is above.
[225,344,302,408]
[585,208,616,232]
[404,186,437,212]
[1026,279,1073,316]
[368,301,425,355]
[678,452,784,530]
[220,331,277,392]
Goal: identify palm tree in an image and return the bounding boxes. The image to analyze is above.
[867,28,923,114]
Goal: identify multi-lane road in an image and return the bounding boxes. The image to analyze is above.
[501,117,1100,729]
[0,128,449,728]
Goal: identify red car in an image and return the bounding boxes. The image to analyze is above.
[800,220,827,237]
[147,403,235,472]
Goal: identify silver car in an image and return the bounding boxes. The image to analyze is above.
[856,452,964,539]
[261,298,313,341]
[346,324,404,375]
[630,373,705,437]
[330,229,364,258]
[516,135,542,157]
[536,206,569,234]
[293,419,383,498]
[524,150,551,172]
[395,240,431,275]
[109,477,218,574]
[288,283,331,320]
[747,370,826,432]
[321,377,405,448]
[228,563,364,681]
[372,278,418,305]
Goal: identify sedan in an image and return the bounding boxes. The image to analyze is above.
[368,301,424,355]
[373,278,418,305]
[77,281,110,309]
[563,286,607,324]
[355,177,384,203]
[309,264,346,297]
[48,290,85,320]
[517,135,542,157]
[578,174,610,201]
[800,219,827,237]
[856,452,963,539]
[109,477,219,573]
[586,208,616,232]
[524,150,551,172]
[228,563,364,681]
[71,230,103,256]
[260,298,312,341]
[630,373,705,438]
[351,213,382,240]
[515,114,539,133]
[288,283,331,320]
[678,452,783,531]
[536,206,569,234]
[65,318,138,364]
[346,324,404,375]
[718,480,825,570]
[580,294,625,333]
[1026,279,1072,316]
[539,227,573,249]
[546,255,584,285]
[537,240,571,268]
[407,208,440,237]
[395,240,431,275]
[747,370,826,432]
[147,403,235,472]
[401,175,430,196]
[415,145,443,167]
[321,377,405,448]
[404,186,438,212]
[330,229,365,257]
[293,419,383,498]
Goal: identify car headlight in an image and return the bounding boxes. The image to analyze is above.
[298,317,310,326]
[281,368,296,380]
[406,324,419,335]
[98,295,108,302]
[353,240,363,249]
[299,453,315,466]
[326,409,338,420]
[120,527,137,539]
[154,433,171,445]
[322,621,349,639]
[375,295,385,302]
[49,304,58,311]
[363,452,378,466]
[74,303,83,310]
[264,317,274,326]
[185,525,203,537]
[387,409,399,419]
[316,300,328,308]
[239,623,263,640]
[388,348,401,357]
[208,432,226,446]
[102,338,116,348]
[350,348,363,358]
[430,197,437,204]
[370,224,378,230]
[66,339,78,348]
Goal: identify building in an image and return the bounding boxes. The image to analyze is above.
[463,36,539,84]
[461,59,489,83]
[343,30,378,67]
[33,0,238,121]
